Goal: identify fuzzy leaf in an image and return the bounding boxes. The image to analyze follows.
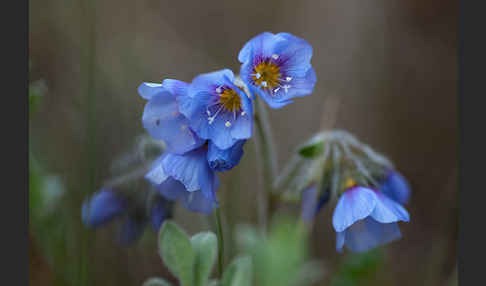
[158,221,194,286]
[221,256,252,286]
[191,232,218,286]
[142,277,173,286]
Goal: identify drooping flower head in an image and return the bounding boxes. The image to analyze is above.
[145,145,219,214]
[239,32,316,108]
[178,69,253,150]
[139,79,204,154]
[332,182,410,253]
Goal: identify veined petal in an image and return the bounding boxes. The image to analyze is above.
[182,190,219,214]
[238,32,286,63]
[332,187,377,232]
[341,218,402,253]
[162,146,218,200]
[138,82,165,100]
[371,191,410,223]
[145,155,169,185]
[161,79,189,97]
[142,93,204,154]
[180,70,252,150]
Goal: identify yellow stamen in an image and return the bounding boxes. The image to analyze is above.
[344,178,357,189]
[219,88,242,112]
[252,61,281,89]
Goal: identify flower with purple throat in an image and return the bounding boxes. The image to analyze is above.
[238,32,316,108]
[178,69,253,150]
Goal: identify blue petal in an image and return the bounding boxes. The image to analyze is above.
[162,146,219,201]
[238,32,286,63]
[332,187,377,232]
[381,171,411,204]
[156,177,188,201]
[145,155,169,185]
[161,79,189,97]
[179,70,252,150]
[142,92,204,154]
[300,185,318,222]
[157,178,218,214]
[341,218,402,253]
[82,190,126,228]
[239,32,316,109]
[207,140,245,172]
[371,192,410,223]
[181,190,219,214]
[138,82,165,100]
[150,197,171,231]
[274,33,313,76]
[118,214,146,246]
[336,231,346,252]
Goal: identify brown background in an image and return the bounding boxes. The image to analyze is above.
[29,0,457,285]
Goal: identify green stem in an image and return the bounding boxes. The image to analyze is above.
[254,98,279,224]
[215,207,224,277]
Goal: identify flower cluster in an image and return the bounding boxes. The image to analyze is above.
[279,130,411,253]
[139,32,316,214]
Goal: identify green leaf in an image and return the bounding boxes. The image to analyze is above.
[142,277,173,286]
[298,142,324,158]
[190,232,218,286]
[221,256,252,286]
[207,279,220,286]
[159,221,195,286]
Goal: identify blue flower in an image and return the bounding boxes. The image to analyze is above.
[150,196,173,231]
[332,186,409,253]
[82,189,172,245]
[239,32,316,108]
[380,170,411,204]
[178,69,253,150]
[145,145,219,214]
[82,189,127,228]
[300,185,330,222]
[139,79,205,154]
[207,140,246,172]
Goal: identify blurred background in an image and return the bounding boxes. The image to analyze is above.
[29,0,458,285]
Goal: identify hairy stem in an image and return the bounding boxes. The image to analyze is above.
[215,207,224,277]
[254,97,279,230]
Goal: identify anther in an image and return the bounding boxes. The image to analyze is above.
[272,54,279,60]
[225,121,231,127]
[261,81,268,87]
[216,87,222,93]
[286,77,292,82]
[241,111,246,116]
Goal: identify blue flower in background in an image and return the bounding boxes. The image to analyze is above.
[82,189,126,228]
[178,69,253,150]
[207,140,246,172]
[82,189,172,245]
[332,186,410,253]
[139,79,205,154]
[239,32,316,108]
[300,185,330,222]
[145,145,219,214]
[380,170,411,205]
